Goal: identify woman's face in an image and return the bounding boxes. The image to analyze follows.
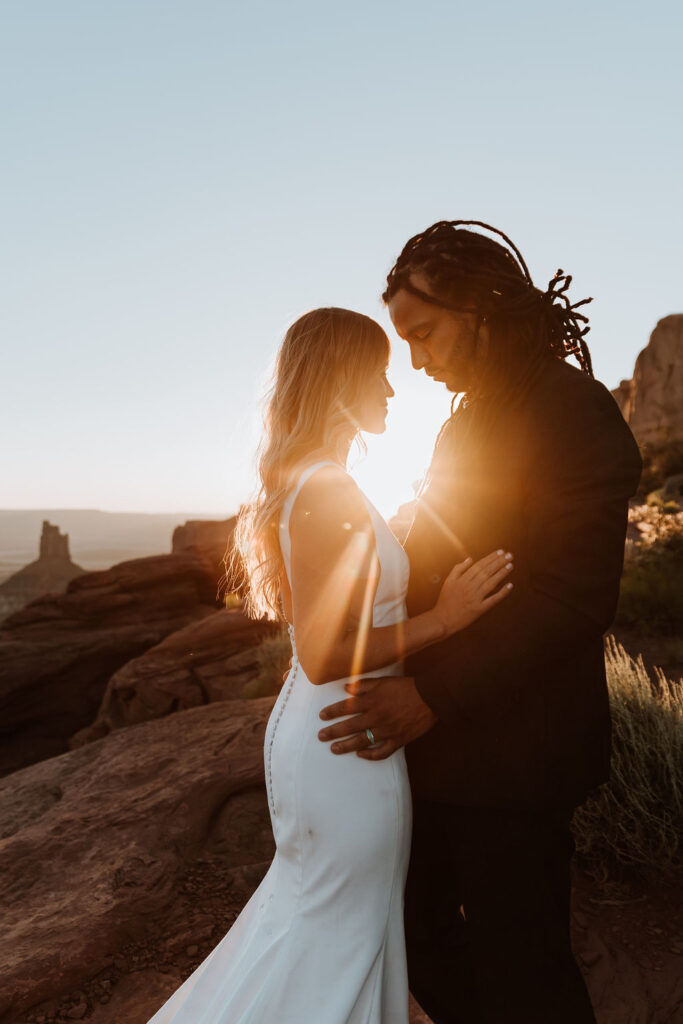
[353,362,395,434]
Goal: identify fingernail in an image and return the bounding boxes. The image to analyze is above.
[506,563,513,570]
[507,582,513,589]
[319,710,328,719]
[505,552,513,559]
[332,743,341,753]
[497,549,504,555]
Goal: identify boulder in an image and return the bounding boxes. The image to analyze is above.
[0,697,276,1023]
[612,314,683,445]
[0,553,220,777]
[69,609,284,747]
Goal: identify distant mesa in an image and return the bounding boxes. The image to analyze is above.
[0,521,85,619]
[0,516,236,777]
[172,517,236,576]
[612,314,683,446]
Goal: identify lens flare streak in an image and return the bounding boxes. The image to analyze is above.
[350,549,380,680]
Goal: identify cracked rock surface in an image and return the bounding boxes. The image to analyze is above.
[0,553,220,777]
[1,697,275,1023]
[69,610,278,747]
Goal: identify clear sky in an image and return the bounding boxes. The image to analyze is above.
[2,0,681,519]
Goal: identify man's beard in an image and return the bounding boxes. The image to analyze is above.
[441,363,473,394]
[440,322,481,393]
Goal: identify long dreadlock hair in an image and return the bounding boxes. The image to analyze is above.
[384,219,593,392]
[382,219,595,493]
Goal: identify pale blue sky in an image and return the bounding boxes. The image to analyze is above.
[2,0,681,518]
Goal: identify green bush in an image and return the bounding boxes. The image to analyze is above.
[572,637,683,888]
[616,530,683,635]
[637,440,683,496]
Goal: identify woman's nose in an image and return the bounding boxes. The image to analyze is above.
[385,378,395,398]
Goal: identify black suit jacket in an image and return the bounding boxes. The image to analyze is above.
[404,358,642,810]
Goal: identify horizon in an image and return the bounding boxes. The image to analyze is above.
[0,507,233,517]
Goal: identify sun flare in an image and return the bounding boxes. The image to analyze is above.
[350,355,455,524]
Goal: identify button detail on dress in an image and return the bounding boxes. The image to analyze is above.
[265,629,299,821]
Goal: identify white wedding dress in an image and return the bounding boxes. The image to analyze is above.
[146,460,413,1024]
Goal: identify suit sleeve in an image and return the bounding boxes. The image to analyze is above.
[412,382,642,725]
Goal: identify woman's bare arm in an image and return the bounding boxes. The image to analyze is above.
[287,466,512,684]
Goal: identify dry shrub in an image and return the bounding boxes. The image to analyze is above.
[617,513,683,635]
[572,637,683,887]
[240,627,291,699]
[637,439,683,496]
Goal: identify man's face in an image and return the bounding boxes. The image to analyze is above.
[387,272,486,393]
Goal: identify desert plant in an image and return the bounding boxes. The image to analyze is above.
[616,529,683,635]
[240,627,292,699]
[637,440,683,496]
[572,637,683,888]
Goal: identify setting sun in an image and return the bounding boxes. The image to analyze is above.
[350,331,455,522]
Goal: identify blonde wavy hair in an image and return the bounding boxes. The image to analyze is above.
[232,307,390,620]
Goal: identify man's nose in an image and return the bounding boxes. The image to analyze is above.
[409,341,429,370]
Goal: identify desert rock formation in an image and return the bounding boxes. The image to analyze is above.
[0,697,275,1023]
[0,521,85,620]
[70,609,281,746]
[172,517,236,579]
[612,314,683,445]
[1,694,434,1024]
[0,552,220,777]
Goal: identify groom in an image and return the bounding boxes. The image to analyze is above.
[317,221,642,1023]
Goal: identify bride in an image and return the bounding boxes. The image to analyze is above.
[146,307,513,1024]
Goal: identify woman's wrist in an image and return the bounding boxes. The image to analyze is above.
[421,609,449,643]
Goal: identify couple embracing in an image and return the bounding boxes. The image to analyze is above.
[147,221,642,1024]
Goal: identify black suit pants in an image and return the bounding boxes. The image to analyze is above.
[405,798,597,1024]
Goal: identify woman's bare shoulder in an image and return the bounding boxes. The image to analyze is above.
[289,465,372,545]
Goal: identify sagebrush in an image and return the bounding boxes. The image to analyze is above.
[572,636,683,887]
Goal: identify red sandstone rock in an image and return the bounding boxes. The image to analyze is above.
[171,516,237,581]
[0,553,220,777]
[612,314,683,445]
[0,697,276,1023]
[69,609,281,747]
